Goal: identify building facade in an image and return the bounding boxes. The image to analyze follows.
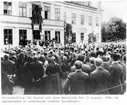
[0,1,101,47]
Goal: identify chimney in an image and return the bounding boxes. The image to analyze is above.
[97,1,101,12]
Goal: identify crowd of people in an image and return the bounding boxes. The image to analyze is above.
[1,41,126,94]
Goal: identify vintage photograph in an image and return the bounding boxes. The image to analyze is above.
[0,1,126,95]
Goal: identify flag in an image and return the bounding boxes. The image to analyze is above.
[30,4,43,35]
[39,6,43,32]
[30,4,36,31]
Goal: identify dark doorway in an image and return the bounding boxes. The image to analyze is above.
[33,30,40,40]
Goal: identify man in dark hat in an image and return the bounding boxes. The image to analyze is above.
[90,58,110,94]
[63,60,89,94]
[108,52,124,94]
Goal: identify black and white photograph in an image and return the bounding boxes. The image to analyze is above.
[0,0,126,95]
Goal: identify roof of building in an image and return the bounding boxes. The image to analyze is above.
[64,1,97,11]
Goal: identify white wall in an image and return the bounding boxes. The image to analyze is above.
[0,1,33,46]
[0,27,4,48]
[63,2,101,44]
[27,29,32,41]
[60,30,64,45]
[0,1,3,14]
[13,28,19,46]
[0,1,101,47]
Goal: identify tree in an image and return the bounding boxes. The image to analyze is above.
[101,22,108,42]
[102,17,126,42]
[64,23,73,44]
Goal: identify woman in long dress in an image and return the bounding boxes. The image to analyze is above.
[42,58,63,94]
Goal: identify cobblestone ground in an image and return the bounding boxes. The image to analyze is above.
[12,79,66,95]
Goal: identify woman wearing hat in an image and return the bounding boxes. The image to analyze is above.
[42,58,62,94]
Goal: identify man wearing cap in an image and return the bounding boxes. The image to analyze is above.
[90,58,110,94]
[101,56,111,71]
[63,60,89,94]
[108,53,124,94]
[75,54,92,75]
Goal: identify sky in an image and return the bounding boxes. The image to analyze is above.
[91,0,127,23]
[101,1,127,23]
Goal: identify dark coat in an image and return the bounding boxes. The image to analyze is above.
[81,63,94,94]
[46,63,61,75]
[102,61,110,71]
[1,59,15,75]
[118,61,126,81]
[63,69,89,94]
[61,63,71,72]
[60,63,71,79]
[118,61,126,93]
[108,62,124,94]
[90,67,110,94]
[22,62,33,85]
[15,57,26,83]
[15,57,25,72]
[1,60,15,94]
[42,73,62,94]
[89,64,96,73]
[29,61,44,81]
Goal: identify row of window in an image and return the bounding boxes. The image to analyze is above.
[44,6,60,21]
[3,2,99,26]
[71,32,99,43]
[3,2,61,21]
[33,30,60,43]
[71,33,84,43]
[64,12,99,26]
[4,29,96,45]
[3,29,61,45]
[4,29,27,45]
[71,33,85,43]
[4,2,27,16]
